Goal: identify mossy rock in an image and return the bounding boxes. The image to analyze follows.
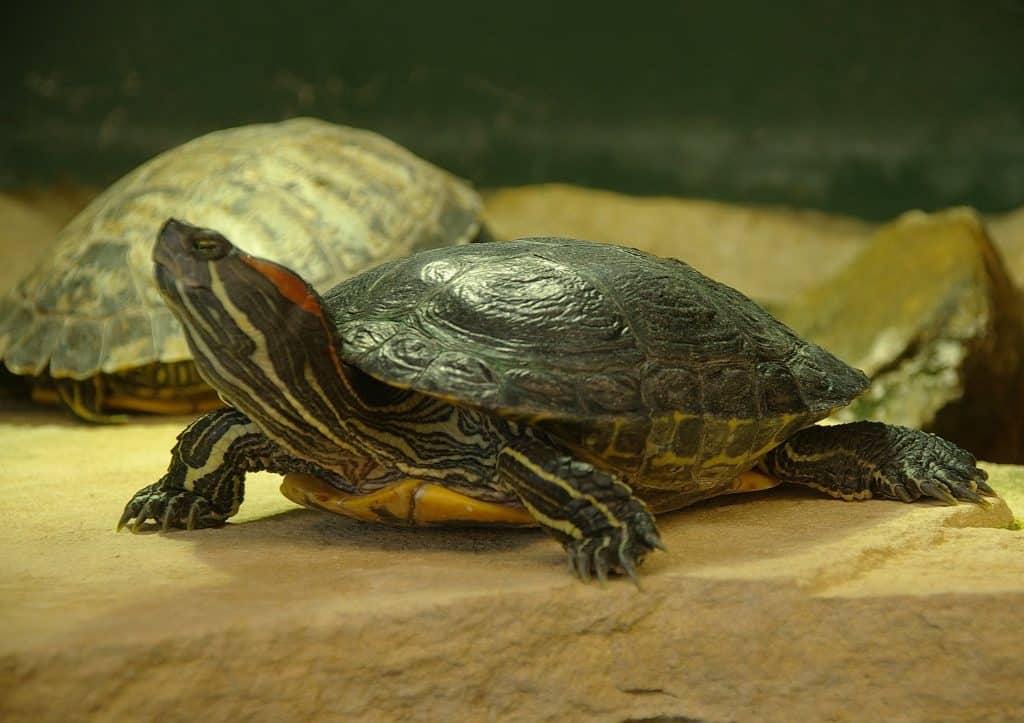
[781,208,1024,463]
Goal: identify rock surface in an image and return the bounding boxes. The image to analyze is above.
[989,205,1024,287]
[781,208,1024,463]
[1,403,1022,722]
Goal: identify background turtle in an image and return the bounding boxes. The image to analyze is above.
[0,118,483,421]
[119,220,994,583]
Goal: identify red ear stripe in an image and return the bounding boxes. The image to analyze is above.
[239,251,355,395]
[240,255,324,317]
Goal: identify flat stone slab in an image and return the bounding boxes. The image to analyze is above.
[2,405,1022,721]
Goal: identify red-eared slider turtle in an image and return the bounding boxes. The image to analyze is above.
[0,118,483,422]
[119,220,995,583]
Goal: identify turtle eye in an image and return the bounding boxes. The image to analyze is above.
[191,235,228,260]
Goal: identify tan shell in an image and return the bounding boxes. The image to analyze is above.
[0,118,482,380]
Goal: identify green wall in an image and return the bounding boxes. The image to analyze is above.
[4,0,1023,219]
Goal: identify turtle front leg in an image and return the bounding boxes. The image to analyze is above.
[118,407,346,532]
[759,421,996,504]
[497,436,665,585]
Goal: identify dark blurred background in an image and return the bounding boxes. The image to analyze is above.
[3,0,1023,220]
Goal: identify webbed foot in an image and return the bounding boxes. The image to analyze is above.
[762,421,997,505]
[117,483,225,532]
[868,426,995,505]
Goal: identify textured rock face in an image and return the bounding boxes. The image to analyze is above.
[1,405,1022,722]
[781,208,1024,463]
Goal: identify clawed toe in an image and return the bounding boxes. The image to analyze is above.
[918,480,958,506]
[117,486,222,533]
[956,487,989,505]
[910,462,997,507]
[973,471,997,497]
[565,518,665,589]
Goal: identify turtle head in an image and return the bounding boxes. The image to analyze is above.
[152,218,343,426]
[153,218,237,289]
[154,218,326,322]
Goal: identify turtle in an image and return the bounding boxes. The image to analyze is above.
[0,118,484,422]
[118,219,996,584]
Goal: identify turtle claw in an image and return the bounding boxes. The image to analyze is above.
[884,466,996,507]
[919,480,959,506]
[118,484,223,532]
[973,472,997,498]
[957,488,989,506]
[136,498,162,529]
[643,528,668,553]
[907,469,994,507]
[564,512,663,589]
[816,425,995,508]
[618,552,641,591]
[571,540,594,583]
[594,554,610,585]
[891,483,916,503]
[115,507,133,533]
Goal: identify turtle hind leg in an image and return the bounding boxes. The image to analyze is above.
[51,376,127,424]
[497,435,665,586]
[759,421,996,505]
[118,407,348,532]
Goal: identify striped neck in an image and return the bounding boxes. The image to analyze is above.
[159,246,383,472]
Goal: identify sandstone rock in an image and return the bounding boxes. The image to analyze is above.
[780,208,1024,463]
[1,403,1022,722]
[483,184,873,304]
[989,204,1024,287]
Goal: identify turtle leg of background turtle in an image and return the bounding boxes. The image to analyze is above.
[758,421,996,505]
[497,436,665,586]
[50,376,127,424]
[117,407,349,532]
